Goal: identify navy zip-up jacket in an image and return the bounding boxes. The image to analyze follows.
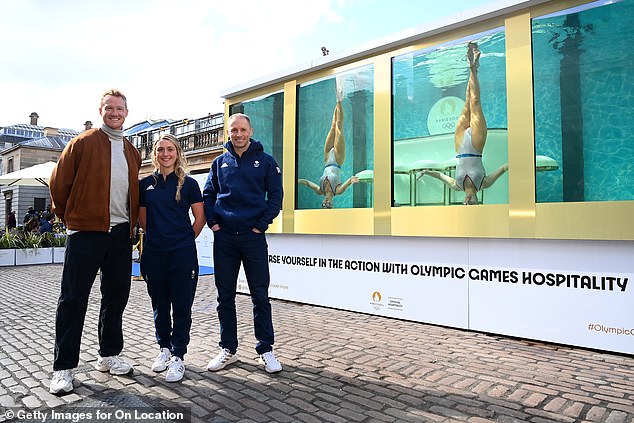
[203,139,283,234]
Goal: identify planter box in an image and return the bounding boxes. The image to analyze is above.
[15,248,53,265]
[53,247,66,264]
[0,249,16,266]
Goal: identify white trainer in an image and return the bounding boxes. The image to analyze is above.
[95,355,134,375]
[259,351,282,373]
[207,348,237,371]
[49,369,73,394]
[165,357,185,382]
[151,348,172,372]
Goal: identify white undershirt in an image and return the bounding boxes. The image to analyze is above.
[102,125,130,229]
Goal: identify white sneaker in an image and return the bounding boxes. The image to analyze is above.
[95,355,134,375]
[207,348,237,371]
[49,369,73,394]
[165,357,185,382]
[151,348,172,372]
[259,351,282,373]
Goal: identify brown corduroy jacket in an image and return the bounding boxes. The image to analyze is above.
[49,128,141,237]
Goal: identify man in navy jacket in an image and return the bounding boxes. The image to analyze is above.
[203,113,284,373]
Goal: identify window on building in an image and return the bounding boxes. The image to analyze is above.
[34,197,46,212]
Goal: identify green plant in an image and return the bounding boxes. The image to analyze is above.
[55,233,68,247]
[42,232,67,247]
[0,228,19,249]
[42,232,54,247]
[20,232,43,249]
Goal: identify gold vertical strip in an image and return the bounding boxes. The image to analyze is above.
[373,55,393,235]
[223,101,231,128]
[281,80,297,234]
[505,12,536,237]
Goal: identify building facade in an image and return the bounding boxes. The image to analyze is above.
[1,113,225,228]
[0,118,81,228]
[125,112,225,178]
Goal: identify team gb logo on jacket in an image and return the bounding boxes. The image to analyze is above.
[254,160,260,168]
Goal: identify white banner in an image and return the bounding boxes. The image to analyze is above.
[191,174,213,267]
[255,235,633,355]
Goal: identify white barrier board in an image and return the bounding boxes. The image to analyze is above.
[191,173,213,267]
[258,234,633,355]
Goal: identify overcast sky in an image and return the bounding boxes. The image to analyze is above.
[0,0,502,130]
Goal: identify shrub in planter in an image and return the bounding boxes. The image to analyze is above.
[0,228,19,249]
[20,231,43,249]
[42,232,67,247]
[43,231,68,264]
[0,229,18,266]
[15,231,53,265]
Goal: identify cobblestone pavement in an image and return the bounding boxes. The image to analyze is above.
[0,264,633,423]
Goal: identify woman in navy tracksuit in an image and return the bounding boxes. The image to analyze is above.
[139,134,205,382]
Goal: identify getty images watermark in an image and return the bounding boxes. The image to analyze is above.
[2,406,191,422]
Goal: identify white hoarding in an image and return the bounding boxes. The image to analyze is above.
[191,173,213,267]
[261,234,634,355]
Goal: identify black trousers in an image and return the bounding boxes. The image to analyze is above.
[53,223,132,371]
[213,230,275,355]
[140,245,198,358]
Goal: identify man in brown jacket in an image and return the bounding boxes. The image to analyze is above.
[48,89,141,395]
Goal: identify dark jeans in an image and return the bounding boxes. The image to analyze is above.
[53,223,132,371]
[140,245,198,358]
[212,229,275,354]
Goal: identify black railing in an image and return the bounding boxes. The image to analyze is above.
[130,113,224,160]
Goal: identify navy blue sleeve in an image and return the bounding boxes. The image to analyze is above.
[185,176,203,205]
[202,160,219,228]
[255,154,283,232]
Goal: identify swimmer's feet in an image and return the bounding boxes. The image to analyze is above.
[336,75,345,102]
[467,42,480,70]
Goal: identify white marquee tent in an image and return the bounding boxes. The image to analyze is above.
[0,161,56,187]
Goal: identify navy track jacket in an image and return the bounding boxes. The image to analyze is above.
[203,139,283,234]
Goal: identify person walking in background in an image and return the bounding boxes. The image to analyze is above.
[25,217,40,233]
[139,134,205,383]
[6,210,16,229]
[203,113,284,373]
[43,204,54,222]
[38,213,54,234]
[23,206,38,225]
[48,89,141,395]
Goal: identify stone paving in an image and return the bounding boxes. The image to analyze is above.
[0,264,633,423]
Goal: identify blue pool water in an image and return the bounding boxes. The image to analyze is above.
[392,29,508,140]
[532,0,634,202]
[230,92,285,171]
[296,66,375,209]
[391,27,509,205]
